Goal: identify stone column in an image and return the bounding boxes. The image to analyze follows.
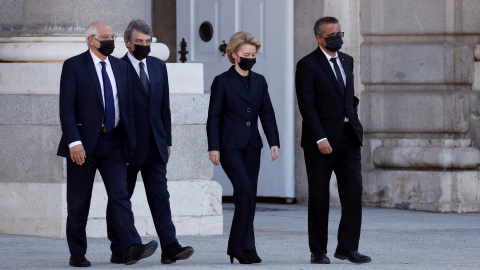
[360,0,480,212]
[0,0,222,237]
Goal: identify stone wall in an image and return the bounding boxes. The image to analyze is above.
[0,0,151,37]
[0,0,222,237]
[360,0,480,212]
[294,0,480,212]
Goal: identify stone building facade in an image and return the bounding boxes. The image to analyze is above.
[0,0,478,239]
[295,0,480,212]
[0,0,222,237]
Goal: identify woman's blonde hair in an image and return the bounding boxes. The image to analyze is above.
[226,31,261,64]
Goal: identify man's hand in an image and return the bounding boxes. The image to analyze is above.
[209,150,220,166]
[70,144,86,165]
[271,146,280,161]
[317,139,332,154]
[168,145,171,158]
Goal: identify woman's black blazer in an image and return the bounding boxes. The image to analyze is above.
[207,66,280,151]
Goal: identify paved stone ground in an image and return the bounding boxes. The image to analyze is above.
[1,203,479,269]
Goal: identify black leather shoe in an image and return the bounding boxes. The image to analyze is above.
[161,242,194,264]
[123,240,158,265]
[110,251,123,264]
[334,250,371,264]
[311,253,330,264]
[69,255,91,267]
[244,249,262,263]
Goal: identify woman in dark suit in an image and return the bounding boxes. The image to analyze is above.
[206,31,280,264]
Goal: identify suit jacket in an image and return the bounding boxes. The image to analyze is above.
[122,54,172,164]
[57,50,136,158]
[207,66,280,151]
[295,47,363,150]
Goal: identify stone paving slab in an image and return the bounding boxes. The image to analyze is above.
[1,203,479,269]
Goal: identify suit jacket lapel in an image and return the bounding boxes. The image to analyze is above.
[110,58,125,107]
[146,57,161,102]
[122,54,149,97]
[248,71,259,101]
[226,66,251,104]
[84,51,104,107]
[338,52,353,93]
[315,48,343,98]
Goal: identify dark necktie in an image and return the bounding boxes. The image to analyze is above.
[100,61,115,132]
[330,57,345,97]
[139,62,150,93]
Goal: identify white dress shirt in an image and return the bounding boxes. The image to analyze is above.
[317,46,349,145]
[68,50,120,148]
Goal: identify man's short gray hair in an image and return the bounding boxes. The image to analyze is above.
[124,19,152,41]
[85,21,109,47]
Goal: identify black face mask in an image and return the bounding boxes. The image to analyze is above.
[237,57,256,71]
[324,36,343,52]
[94,39,115,56]
[131,43,151,59]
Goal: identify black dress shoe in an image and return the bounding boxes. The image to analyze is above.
[123,240,158,265]
[161,242,194,264]
[334,250,371,264]
[69,255,91,267]
[244,249,262,263]
[311,253,330,264]
[110,251,123,264]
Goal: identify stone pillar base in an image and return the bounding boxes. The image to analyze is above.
[0,181,223,238]
[363,171,480,213]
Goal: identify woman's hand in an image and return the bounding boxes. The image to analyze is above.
[271,146,279,161]
[209,150,220,166]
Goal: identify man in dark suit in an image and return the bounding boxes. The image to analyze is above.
[295,17,371,264]
[106,19,194,265]
[57,21,158,267]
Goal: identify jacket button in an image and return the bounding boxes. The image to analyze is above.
[246,122,251,126]
[247,108,251,112]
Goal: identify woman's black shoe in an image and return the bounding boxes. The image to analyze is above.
[229,255,252,264]
[244,249,262,263]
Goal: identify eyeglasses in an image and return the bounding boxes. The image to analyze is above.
[91,34,117,41]
[320,32,344,39]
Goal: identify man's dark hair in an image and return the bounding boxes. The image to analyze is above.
[124,19,152,41]
[313,16,339,36]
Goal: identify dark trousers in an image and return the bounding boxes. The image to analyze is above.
[220,145,261,257]
[107,134,177,252]
[303,123,363,255]
[66,129,141,255]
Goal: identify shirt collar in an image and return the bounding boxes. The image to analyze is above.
[127,51,147,67]
[319,46,338,61]
[89,49,111,66]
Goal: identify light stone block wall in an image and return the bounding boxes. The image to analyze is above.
[360,0,480,212]
[0,181,222,237]
[0,0,222,237]
[0,77,222,237]
[0,85,223,237]
[0,62,202,95]
[0,0,152,37]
